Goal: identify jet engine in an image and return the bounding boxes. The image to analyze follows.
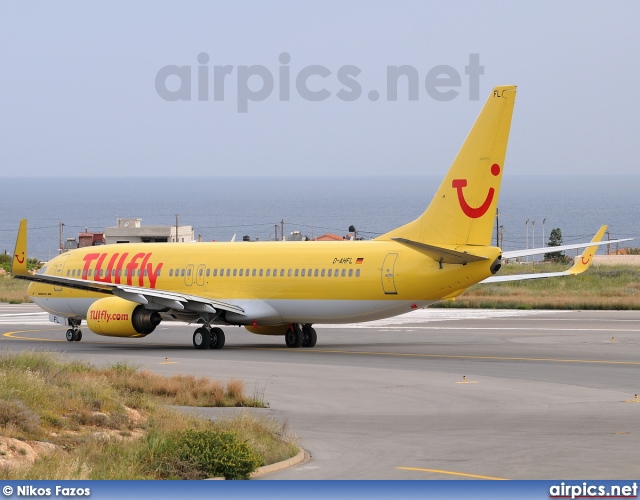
[86,297,161,337]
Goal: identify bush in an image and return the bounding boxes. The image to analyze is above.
[0,400,41,434]
[149,429,263,480]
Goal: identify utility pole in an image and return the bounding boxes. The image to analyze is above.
[175,214,179,243]
[59,222,64,254]
[525,219,529,263]
[274,224,278,242]
[531,220,536,263]
[542,218,546,249]
[281,219,284,241]
[606,230,611,255]
[495,207,500,248]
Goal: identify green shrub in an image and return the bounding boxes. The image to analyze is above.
[147,428,263,480]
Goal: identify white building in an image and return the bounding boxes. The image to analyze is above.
[105,218,194,245]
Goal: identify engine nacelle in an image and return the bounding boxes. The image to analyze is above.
[245,324,289,336]
[86,297,161,338]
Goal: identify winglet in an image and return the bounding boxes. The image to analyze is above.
[11,219,28,276]
[566,225,607,275]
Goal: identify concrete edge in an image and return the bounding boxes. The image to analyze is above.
[250,447,308,478]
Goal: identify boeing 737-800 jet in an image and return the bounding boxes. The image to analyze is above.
[11,86,629,350]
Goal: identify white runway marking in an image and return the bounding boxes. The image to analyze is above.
[321,309,554,328]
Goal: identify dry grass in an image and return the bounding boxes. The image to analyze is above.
[437,263,640,310]
[99,363,265,407]
[0,351,293,480]
[0,277,31,303]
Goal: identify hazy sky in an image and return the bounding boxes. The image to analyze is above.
[2,1,639,177]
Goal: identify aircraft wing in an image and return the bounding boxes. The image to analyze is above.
[11,220,244,317]
[484,225,624,283]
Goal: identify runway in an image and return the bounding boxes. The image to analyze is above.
[1,303,639,480]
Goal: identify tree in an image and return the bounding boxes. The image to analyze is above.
[544,227,569,262]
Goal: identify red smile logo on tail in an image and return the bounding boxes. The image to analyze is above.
[15,252,25,264]
[452,164,501,219]
[581,255,592,266]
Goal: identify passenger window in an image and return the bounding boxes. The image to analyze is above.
[118,269,122,277]
[280,269,284,277]
[348,269,353,277]
[252,269,256,277]
[206,269,210,277]
[308,268,312,276]
[213,269,218,277]
[335,269,340,277]
[288,269,292,277]
[246,268,250,276]
[233,269,237,277]
[356,269,361,277]
[327,269,332,277]
[198,269,203,276]
[169,269,174,277]
[341,269,346,277]
[226,269,230,277]
[321,269,326,277]
[295,269,299,277]
[314,269,319,277]
[259,269,263,277]
[157,269,161,276]
[239,269,243,277]
[266,269,270,277]
[301,269,305,277]
[181,269,185,277]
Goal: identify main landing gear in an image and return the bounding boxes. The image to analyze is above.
[65,320,82,342]
[193,326,225,350]
[285,324,317,348]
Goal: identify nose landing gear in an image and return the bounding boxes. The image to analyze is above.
[65,319,82,342]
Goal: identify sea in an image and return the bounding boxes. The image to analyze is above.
[1,176,638,261]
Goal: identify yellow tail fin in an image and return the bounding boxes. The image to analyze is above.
[11,219,28,276]
[379,85,516,246]
[567,225,607,275]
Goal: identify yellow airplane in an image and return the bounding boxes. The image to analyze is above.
[10,85,630,350]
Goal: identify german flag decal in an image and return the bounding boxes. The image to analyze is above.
[356,258,364,264]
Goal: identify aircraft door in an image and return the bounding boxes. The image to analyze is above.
[53,254,71,292]
[381,253,398,295]
[196,264,206,286]
[185,264,194,286]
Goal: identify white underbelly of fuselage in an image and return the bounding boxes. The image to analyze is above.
[31,296,436,326]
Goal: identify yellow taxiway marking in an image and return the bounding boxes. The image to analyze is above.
[254,347,640,366]
[396,466,507,480]
[3,329,66,342]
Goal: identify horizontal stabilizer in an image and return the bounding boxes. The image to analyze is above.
[502,238,631,260]
[392,238,488,265]
[484,225,622,283]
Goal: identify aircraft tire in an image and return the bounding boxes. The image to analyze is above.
[74,330,82,341]
[209,328,225,349]
[302,325,317,348]
[66,329,75,342]
[193,327,211,350]
[285,324,303,348]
